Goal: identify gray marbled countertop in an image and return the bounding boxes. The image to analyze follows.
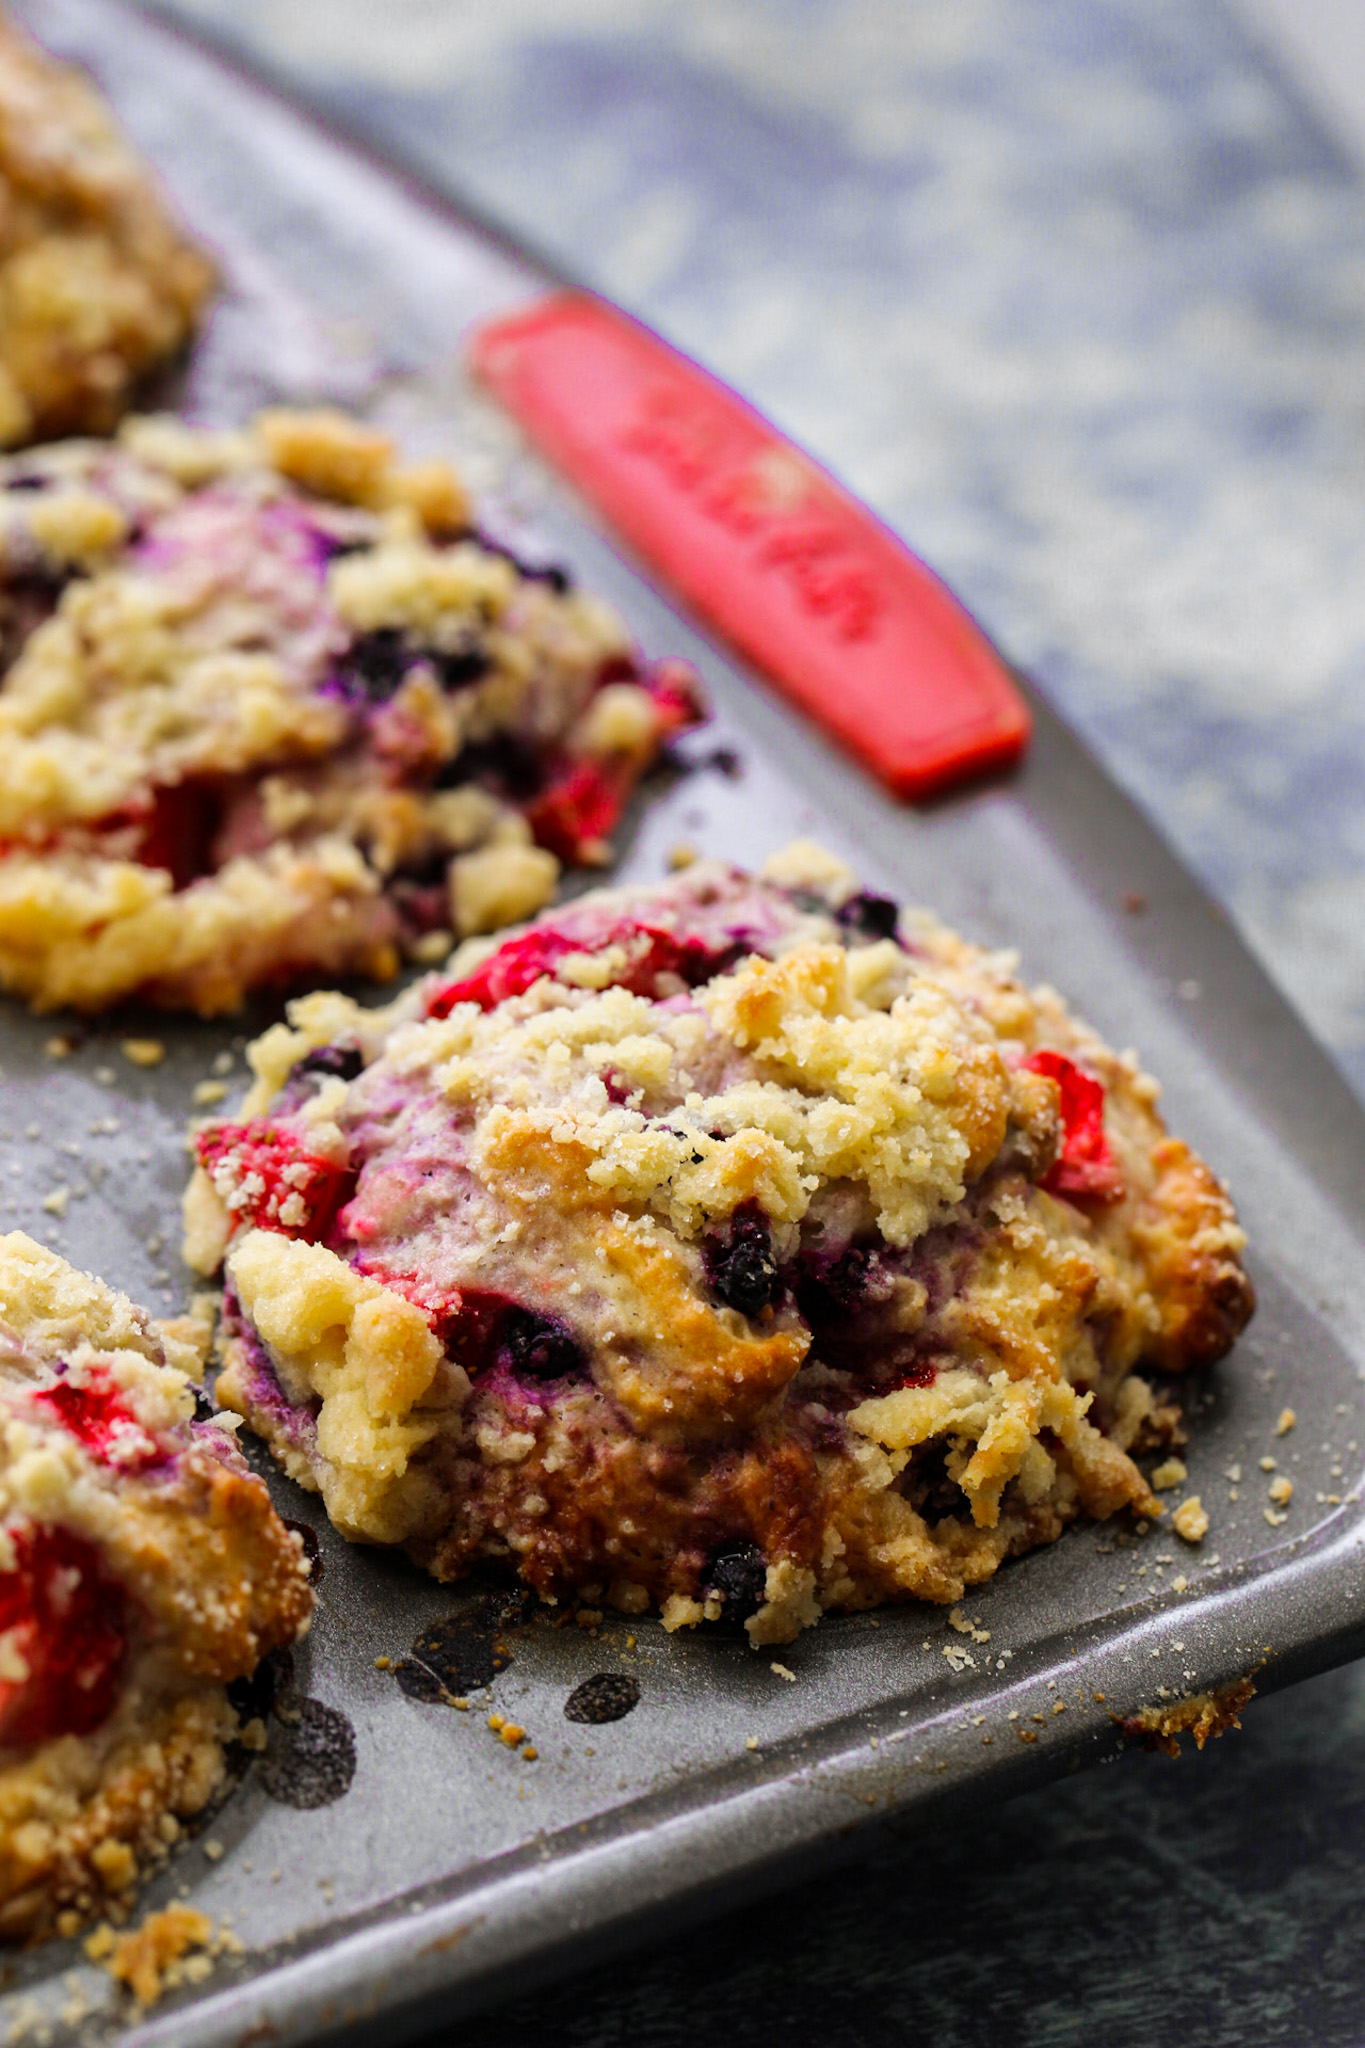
[127,2,1365,2039]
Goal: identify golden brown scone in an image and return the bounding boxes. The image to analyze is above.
[0,410,701,1014]
[0,1233,311,1943]
[185,845,1252,1646]
[0,14,212,444]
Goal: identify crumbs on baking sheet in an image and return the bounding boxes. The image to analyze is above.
[948,1606,990,1644]
[1119,1671,1259,1759]
[87,1904,244,2008]
[121,1038,165,1067]
[487,1710,537,1759]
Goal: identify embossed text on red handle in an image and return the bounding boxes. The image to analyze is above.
[470,294,1029,798]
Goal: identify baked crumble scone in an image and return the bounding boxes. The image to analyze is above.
[0,14,213,445]
[184,844,1253,1646]
[0,1233,311,1942]
[0,408,702,1013]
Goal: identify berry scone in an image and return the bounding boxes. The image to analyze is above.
[0,408,701,1012]
[0,14,213,445]
[184,843,1253,1646]
[0,1232,311,1942]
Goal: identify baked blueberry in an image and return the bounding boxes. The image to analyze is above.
[294,1043,366,1085]
[503,1308,585,1381]
[706,1208,777,1317]
[702,1543,768,1618]
[342,626,409,702]
[837,891,900,942]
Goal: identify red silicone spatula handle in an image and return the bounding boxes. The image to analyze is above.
[470,292,1029,800]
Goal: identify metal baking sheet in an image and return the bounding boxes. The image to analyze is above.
[4,2,1365,2041]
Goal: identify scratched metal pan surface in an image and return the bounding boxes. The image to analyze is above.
[3,1,1365,2042]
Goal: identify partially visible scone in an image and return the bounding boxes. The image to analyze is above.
[0,14,213,444]
[186,845,1253,1645]
[0,409,702,1013]
[0,1233,311,1943]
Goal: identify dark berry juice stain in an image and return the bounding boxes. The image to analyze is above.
[396,1589,535,1705]
[283,1518,323,1584]
[259,1698,356,1810]
[227,1643,294,1726]
[564,1673,640,1725]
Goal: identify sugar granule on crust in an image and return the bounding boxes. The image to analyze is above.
[0,1233,311,1943]
[0,408,703,1014]
[0,18,213,445]
[185,845,1254,1645]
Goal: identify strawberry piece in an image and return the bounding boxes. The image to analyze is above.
[1024,1049,1124,1202]
[33,1367,159,1471]
[525,659,703,863]
[425,916,734,1017]
[0,1525,128,1748]
[350,1259,463,1331]
[643,657,706,737]
[527,759,626,863]
[195,1121,354,1239]
[130,778,222,890]
[425,928,578,1015]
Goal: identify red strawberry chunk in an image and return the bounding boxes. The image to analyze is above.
[426,928,578,1014]
[525,659,704,863]
[131,778,222,890]
[33,1367,159,1471]
[0,1525,128,1748]
[350,1259,462,1331]
[1024,1049,1124,1202]
[425,916,734,1017]
[643,657,707,737]
[195,1121,354,1239]
[887,1358,939,1391]
[527,759,626,863]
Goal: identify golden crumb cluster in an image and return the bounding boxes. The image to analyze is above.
[0,17,212,444]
